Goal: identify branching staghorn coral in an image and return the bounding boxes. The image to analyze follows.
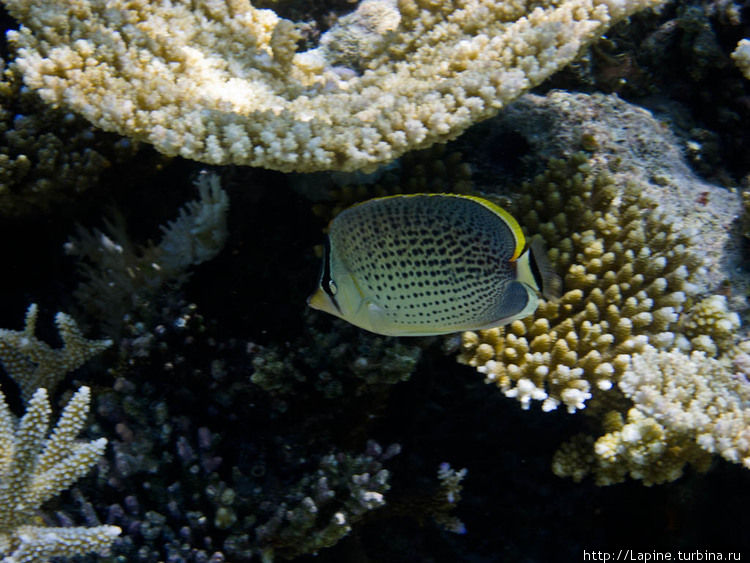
[431,463,468,534]
[83,297,417,561]
[0,304,112,402]
[0,385,120,561]
[255,441,398,560]
[457,153,703,414]
[2,0,664,172]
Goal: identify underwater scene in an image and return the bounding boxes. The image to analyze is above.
[0,0,749,560]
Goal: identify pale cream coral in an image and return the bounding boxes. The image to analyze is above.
[553,345,749,485]
[553,407,712,486]
[731,39,750,80]
[621,347,750,469]
[3,0,664,172]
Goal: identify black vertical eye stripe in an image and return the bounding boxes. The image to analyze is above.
[529,245,543,292]
[321,237,342,313]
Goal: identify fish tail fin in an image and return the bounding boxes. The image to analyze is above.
[518,236,562,301]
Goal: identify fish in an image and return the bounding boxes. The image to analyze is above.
[308,193,561,336]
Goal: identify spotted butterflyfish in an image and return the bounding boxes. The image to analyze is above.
[308,193,561,336]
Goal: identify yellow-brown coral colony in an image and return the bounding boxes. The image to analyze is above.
[458,152,750,485]
[458,154,702,413]
[2,0,665,171]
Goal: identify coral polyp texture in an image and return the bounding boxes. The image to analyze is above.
[621,347,750,471]
[0,385,120,561]
[2,0,663,172]
[458,153,703,414]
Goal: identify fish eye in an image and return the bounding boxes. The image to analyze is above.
[328,280,338,295]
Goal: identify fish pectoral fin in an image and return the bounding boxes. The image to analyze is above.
[366,300,387,327]
[357,299,394,336]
